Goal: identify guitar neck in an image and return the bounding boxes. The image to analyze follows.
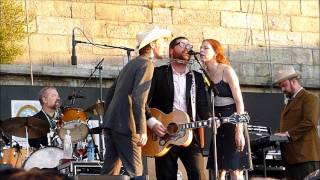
[178,119,213,130]
[178,116,248,130]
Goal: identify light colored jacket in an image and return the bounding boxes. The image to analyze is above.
[102,56,154,136]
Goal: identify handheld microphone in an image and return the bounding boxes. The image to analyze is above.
[71,29,77,65]
[188,50,200,55]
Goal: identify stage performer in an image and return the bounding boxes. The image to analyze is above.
[29,86,61,149]
[200,39,252,180]
[146,36,210,180]
[101,27,171,179]
[273,66,320,180]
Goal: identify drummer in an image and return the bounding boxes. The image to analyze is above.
[28,86,61,148]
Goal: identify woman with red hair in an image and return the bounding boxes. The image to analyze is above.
[200,39,251,179]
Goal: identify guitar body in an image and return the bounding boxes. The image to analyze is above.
[142,108,193,157]
[142,108,250,157]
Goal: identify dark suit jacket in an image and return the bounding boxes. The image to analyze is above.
[280,89,320,165]
[102,56,154,136]
[146,65,209,136]
[28,110,49,148]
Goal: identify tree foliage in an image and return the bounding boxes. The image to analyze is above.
[0,0,26,64]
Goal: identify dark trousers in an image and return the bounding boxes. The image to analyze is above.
[101,130,143,178]
[155,140,206,180]
[285,161,320,180]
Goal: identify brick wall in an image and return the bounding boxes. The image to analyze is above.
[3,0,319,89]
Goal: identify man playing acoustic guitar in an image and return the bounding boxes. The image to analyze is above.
[145,37,210,180]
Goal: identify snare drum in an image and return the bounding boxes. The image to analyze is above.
[0,147,27,168]
[58,107,89,142]
[23,147,63,170]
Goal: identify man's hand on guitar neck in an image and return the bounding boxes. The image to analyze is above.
[147,117,166,137]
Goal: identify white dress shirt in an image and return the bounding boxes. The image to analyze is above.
[147,65,190,128]
[172,66,190,113]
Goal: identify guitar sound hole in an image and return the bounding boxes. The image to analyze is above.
[167,123,178,134]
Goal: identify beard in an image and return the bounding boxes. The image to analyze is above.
[172,50,190,62]
[50,100,60,109]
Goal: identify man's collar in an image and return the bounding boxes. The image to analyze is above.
[172,65,189,75]
[292,87,303,98]
[41,109,55,119]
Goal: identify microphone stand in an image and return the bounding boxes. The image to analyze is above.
[72,31,134,161]
[74,40,134,62]
[68,58,104,106]
[78,58,105,160]
[193,54,219,180]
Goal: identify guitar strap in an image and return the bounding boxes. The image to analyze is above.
[190,71,196,122]
[190,71,205,149]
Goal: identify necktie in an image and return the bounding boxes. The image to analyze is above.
[286,98,293,106]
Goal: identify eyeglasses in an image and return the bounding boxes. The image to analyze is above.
[174,41,193,50]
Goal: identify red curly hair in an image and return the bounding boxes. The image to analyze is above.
[203,39,229,65]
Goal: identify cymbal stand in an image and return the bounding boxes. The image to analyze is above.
[193,55,218,180]
[97,58,105,160]
[79,58,105,160]
[25,124,30,158]
[92,59,105,160]
[88,131,102,160]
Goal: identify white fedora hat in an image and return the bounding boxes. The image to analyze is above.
[136,26,171,50]
[273,66,300,84]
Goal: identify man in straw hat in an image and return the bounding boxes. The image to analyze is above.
[101,26,171,178]
[273,66,320,179]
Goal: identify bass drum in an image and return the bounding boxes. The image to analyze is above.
[0,147,27,168]
[23,147,63,170]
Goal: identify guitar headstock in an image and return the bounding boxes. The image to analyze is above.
[229,112,250,124]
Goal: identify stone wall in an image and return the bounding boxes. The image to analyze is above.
[1,0,319,89]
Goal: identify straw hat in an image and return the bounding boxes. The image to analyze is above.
[273,66,300,84]
[136,26,171,50]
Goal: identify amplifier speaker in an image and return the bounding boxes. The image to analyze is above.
[75,175,130,180]
[74,175,149,180]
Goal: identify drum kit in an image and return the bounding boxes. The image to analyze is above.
[0,100,105,170]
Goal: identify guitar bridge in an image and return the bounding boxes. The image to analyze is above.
[158,130,186,146]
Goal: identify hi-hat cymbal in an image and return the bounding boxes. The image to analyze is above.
[0,117,50,138]
[85,100,105,116]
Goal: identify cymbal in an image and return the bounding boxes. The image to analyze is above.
[0,117,50,139]
[85,100,105,116]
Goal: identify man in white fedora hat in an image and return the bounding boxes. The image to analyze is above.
[101,26,171,179]
[273,66,320,179]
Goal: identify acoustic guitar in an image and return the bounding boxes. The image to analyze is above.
[142,108,250,157]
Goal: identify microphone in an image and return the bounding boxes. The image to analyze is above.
[14,143,21,154]
[54,106,64,120]
[71,29,77,65]
[188,50,200,55]
[68,89,86,100]
[68,94,86,100]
